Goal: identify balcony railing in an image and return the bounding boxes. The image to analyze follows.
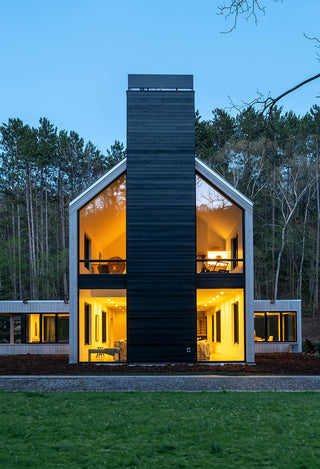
[79,258,243,274]
[196,258,244,274]
[79,259,126,274]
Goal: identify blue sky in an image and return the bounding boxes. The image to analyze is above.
[0,0,319,153]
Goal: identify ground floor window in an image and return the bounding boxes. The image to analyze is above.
[79,289,127,362]
[197,289,244,362]
[0,315,21,344]
[254,312,297,342]
[26,314,69,344]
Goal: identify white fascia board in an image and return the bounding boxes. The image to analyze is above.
[195,158,253,212]
[69,158,127,213]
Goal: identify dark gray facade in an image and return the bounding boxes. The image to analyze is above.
[126,74,196,362]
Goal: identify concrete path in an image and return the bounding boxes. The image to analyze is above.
[0,375,320,392]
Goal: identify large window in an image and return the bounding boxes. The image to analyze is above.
[26,314,69,344]
[0,315,21,344]
[196,174,243,274]
[254,312,297,342]
[197,289,244,362]
[79,289,127,362]
[79,174,126,274]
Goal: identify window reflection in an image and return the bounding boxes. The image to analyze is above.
[196,175,243,273]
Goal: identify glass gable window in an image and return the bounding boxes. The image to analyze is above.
[79,174,126,274]
[79,289,127,362]
[196,174,243,274]
[197,289,244,362]
[254,312,297,342]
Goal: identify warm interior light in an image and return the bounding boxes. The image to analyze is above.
[207,251,231,269]
[207,251,230,260]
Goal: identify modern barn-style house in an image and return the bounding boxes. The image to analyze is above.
[69,74,255,364]
[0,74,302,361]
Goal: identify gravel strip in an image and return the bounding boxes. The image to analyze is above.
[0,375,320,392]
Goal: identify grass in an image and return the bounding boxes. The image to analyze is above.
[0,391,319,468]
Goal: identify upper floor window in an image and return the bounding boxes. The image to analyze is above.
[196,174,243,274]
[79,174,126,274]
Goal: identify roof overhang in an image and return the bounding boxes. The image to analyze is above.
[69,158,127,214]
[195,158,253,212]
[69,156,253,214]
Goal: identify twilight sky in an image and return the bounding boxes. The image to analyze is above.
[1,0,319,153]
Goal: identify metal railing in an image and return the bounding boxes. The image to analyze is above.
[196,258,244,273]
[79,259,126,274]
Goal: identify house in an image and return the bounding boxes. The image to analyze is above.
[0,300,69,355]
[0,74,302,361]
[69,73,252,364]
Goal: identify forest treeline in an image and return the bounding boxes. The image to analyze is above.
[1,106,320,315]
[196,105,320,315]
[0,118,125,301]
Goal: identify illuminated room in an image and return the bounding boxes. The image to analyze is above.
[79,289,127,362]
[79,174,126,274]
[197,288,245,362]
[196,174,243,273]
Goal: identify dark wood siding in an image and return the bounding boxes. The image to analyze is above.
[126,79,196,362]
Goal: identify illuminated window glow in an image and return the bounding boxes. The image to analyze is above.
[197,289,244,362]
[79,289,127,362]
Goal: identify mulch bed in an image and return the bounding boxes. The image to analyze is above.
[0,353,320,375]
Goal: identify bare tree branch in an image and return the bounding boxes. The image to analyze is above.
[304,33,320,61]
[217,0,266,33]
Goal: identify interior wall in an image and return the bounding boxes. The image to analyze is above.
[197,289,245,361]
[79,289,126,362]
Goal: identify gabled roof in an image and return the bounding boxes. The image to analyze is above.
[69,156,253,213]
[195,157,253,212]
[69,158,127,213]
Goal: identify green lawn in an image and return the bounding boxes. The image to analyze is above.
[0,391,318,468]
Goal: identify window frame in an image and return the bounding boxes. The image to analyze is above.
[254,311,297,342]
[25,313,69,344]
[233,302,239,344]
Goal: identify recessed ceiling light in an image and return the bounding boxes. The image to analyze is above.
[220,292,224,295]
